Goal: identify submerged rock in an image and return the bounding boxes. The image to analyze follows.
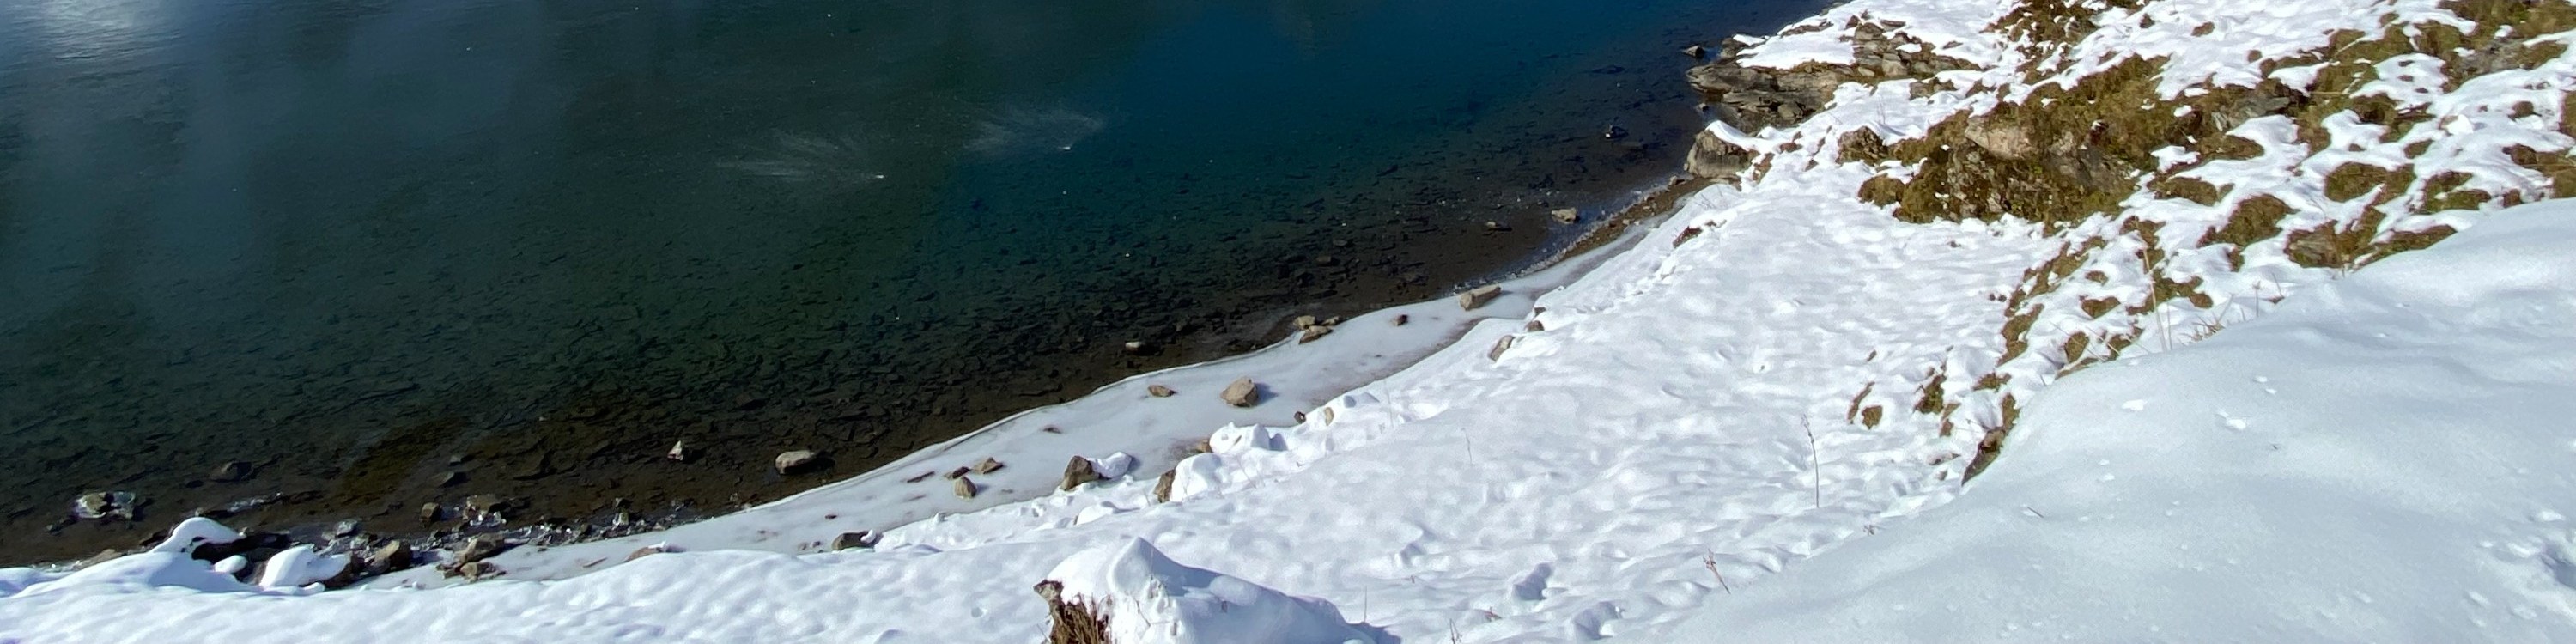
[70,491,137,521]
[210,461,254,483]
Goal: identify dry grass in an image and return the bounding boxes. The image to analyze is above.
[1912,369,1948,415]
[1036,580,1115,644]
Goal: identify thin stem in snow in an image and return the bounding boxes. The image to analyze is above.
[1801,419,1822,509]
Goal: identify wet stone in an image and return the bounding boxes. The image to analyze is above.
[774,450,820,475]
[369,541,414,572]
[454,535,508,563]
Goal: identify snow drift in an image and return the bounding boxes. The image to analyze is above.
[1038,538,1378,644]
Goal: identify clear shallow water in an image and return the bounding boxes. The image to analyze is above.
[0,0,1823,560]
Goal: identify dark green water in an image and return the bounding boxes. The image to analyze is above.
[0,0,1823,561]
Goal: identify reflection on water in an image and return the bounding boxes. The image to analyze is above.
[0,0,1829,561]
[967,106,1109,156]
[722,131,891,189]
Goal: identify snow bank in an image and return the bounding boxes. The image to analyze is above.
[1041,538,1378,644]
[1667,198,2576,641]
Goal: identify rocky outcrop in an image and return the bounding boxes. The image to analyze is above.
[1685,22,1976,180]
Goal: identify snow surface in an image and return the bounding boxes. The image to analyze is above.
[1668,197,2576,641]
[4,0,2573,639]
[1042,538,1378,644]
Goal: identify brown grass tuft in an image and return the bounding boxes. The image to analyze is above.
[1036,580,1115,644]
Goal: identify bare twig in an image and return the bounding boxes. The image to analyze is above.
[1703,552,1731,594]
[1801,419,1823,509]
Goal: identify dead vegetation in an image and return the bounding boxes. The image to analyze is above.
[1036,580,1115,644]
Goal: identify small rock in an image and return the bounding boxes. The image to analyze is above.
[1298,325,1334,343]
[1320,408,1337,425]
[1292,314,1318,329]
[1603,125,1629,140]
[1121,341,1153,355]
[1682,44,1709,59]
[625,544,672,562]
[1153,470,1178,503]
[454,535,508,564]
[953,477,978,499]
[370,541,414,572]
[418,502,443,524]
[1147,384,1176,398]
[972,457,1005,474]
[435,471,466,487]
[945,466,971,480]
[831,532,880,550]
[665,440,690,463]
[1394,314,1410,326]
[330,519,361,538]
[1552,208,1579,224]
[1489,335,1518,361]
[453,560,497,581]
[1060,456,1103,491]
[1458,284,1503,311]
[1220,378,1259,408]
[775,450,820,475]
[1483,220,1510,232]
[210,461,254,483]
[1294,411,1309,423]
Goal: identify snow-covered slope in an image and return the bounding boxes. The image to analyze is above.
[1668,197,2576,641]
[4,0,2573,639]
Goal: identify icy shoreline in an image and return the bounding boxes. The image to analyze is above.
[361,204,1674,589]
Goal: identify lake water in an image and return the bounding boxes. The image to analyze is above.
[0,0,1824,561]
